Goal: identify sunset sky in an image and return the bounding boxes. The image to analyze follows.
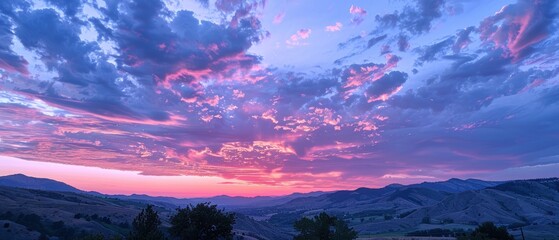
[1,0,558,197]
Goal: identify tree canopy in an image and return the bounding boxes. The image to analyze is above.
[169,202,236,240]
[128,205,164,240]
[458,222,515,240]
[293,212,358,240]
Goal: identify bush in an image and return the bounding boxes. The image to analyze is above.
[457,222,514,240]
[169,202,236,240]
[293,212,358,240]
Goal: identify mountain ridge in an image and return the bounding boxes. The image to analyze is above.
[0,174,80,193]
[0,173,502,208]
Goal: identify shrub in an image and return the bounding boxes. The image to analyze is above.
[169,202,236,240]
[293,212,358,240]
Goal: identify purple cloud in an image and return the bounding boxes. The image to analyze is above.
[376,0,446,35]
[0,0,558,191]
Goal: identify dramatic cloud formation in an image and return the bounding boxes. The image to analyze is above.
[479,0,557,60]
[1,0,558,195]
[0,18,28,75]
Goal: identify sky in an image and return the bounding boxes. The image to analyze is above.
[0,0,558,197]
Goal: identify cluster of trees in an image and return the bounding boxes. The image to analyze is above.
[407,222,514,240]
[4,205,516,240]
[128,203,235,240]
[293,212,358,240]
[457,222,515,240]
[1,203,235,240]
[0,211,79,240]
[81,205,357,240]
[74,213,124,226]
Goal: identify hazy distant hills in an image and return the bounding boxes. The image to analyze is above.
[110,191,328,209]
[234,178,559,239]
[409,178,502,193]
[348,178,559,239]
[0,174,501,211]
[1,174,559,239]
[409,178,559,225]
[0,184,290,240]
[0,185,142,240]
[256,178,503,213]
[0,174,325,209]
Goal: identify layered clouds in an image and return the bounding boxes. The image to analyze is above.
[1,0,558,191]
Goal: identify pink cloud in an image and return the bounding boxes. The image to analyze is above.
[342,54,400,94]
[349,5,366,15]
[232,89,245,98]
[0,57,29,76]
[201,95,221,107]
[325,22,343,32]
[349,5,367,24]
[296,29,311,39]
[367,85,403,102]
[286,29,312,46]
[479,0,553,60]
[273,12,285,24]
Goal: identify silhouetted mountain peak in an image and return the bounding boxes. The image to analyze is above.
[386,183,405,188]
[0,173,80,193]
[448,178,463,182]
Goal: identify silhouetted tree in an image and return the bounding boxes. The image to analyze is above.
[169,202,236,240]
[458,222,514,240]
[293,212,358,240]
[472,222,514,240]
[128,205,164,240]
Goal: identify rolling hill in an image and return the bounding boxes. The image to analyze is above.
[244,178,502,216]
[2,174,559,239]
[0,174,325,209]
[0,174,80,193]
[0,185,291,240]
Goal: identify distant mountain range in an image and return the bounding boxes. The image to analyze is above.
[0,184,289,240]
[254,178,503,214]
[1,174,558,239]
[409,178,559,225]
[0,174,500,207]
[108,191,329,209]
[0,174,326,208]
